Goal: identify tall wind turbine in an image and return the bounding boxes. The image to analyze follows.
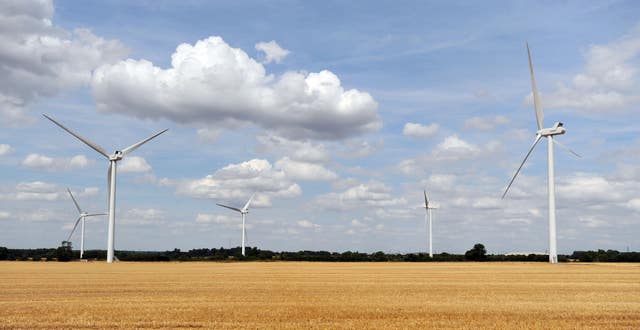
[502,44,580,264]
[65,188,106,259]
[423,190,438,258]
[44,114,167,263]
[217,194,254,256]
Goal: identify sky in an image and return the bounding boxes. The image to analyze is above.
[1,0,639,254]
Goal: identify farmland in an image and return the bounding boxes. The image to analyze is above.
[1,262,639,329]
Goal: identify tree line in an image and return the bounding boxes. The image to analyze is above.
[0,244,638,262]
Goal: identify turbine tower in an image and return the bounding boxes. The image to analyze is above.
[44,114,167,263]
[65,188,106,259]
[502,44,580,264]
[217,194,254,256]
[423,190,438,258]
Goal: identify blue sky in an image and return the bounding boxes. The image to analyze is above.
[1,0,639,254]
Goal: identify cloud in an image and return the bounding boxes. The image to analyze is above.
[0,0,127,123]
[626,198,640,211]
[537,25,640,113]
[578,216,609,229]
[314,181,406,211]
[92,36,380,140]
[340,139,382,159]
[464,115,510,131]
[0,144,14,156]
[255,40,290,64]
[195,213,236,225]
[274,157,337,181]
[177,158,301,206]
[119,156,152,173]
[0,181,60,201]
[471,197,502,210]
[297,219,321,229]
[433,135,479,160]
[21,153,90,171]
[196,128,222,143]
[121,208,166,225]
[0,211,10,220]
[556,173,624,203]
[402,122,439,138]
[256,133,329,163]
[0,181,98,202]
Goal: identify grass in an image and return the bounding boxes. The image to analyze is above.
[1,261,639,329]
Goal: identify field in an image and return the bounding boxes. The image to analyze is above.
[1,262,639,329]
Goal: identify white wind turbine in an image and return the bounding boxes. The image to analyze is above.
[217,194,254,257]
[44,114,167,263]
[65,188,106,259]
[502,44,580,264]
[423,190,438,258]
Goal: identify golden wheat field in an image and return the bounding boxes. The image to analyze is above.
[0,261,639,329]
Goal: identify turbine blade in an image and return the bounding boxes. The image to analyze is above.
[121,129,168,155]
[86,213,107,217]
[67,216,83,242]
[217,203,242,213]
[423,190,429,209]
[526,43,544,130]
[43,114,109,158]
[502,134,543,199]
[242,193,255,212]
[553,139,582,158]
[67,188,82,214]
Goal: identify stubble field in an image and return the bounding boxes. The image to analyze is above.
[0,261,639,329]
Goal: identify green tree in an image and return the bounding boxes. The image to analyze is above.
[465,243,487,261]
[56,241,74,262]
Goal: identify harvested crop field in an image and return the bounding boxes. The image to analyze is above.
[0,261,639,329]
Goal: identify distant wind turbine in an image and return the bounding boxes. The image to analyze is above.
[217,194,254,256]
[423,190,438,258]
[44,114,167,263]
[501,44,580,264]
[65,188,106,259]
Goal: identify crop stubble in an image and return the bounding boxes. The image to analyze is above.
[0,262,638,329]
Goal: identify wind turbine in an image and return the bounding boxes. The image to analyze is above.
[65,188,106,259]
[217,194,254,256]
[423,190,438,258]
[502,44,580,264]
[44,114,167,263]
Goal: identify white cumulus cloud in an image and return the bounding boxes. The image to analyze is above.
[314,181,406,211]
[434,135,479,160]
[0,0,127,123]
[402,122,439,138]
[275,157,337,181]
[177,158,301,206]
[91,36,380,140]
[464,115,510,131]
[21,153,90,171]
[0,144,14,156]
[255,40,290,64]
[256,133,330,163]
[119,156,152,173]
[534,26,640,113]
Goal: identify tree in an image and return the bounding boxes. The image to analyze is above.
[56,241,74,262]
[465,243,487,261]
[0,246,8,260]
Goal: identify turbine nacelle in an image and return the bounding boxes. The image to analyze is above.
[109,151,124,161]
[537,122,566,137]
